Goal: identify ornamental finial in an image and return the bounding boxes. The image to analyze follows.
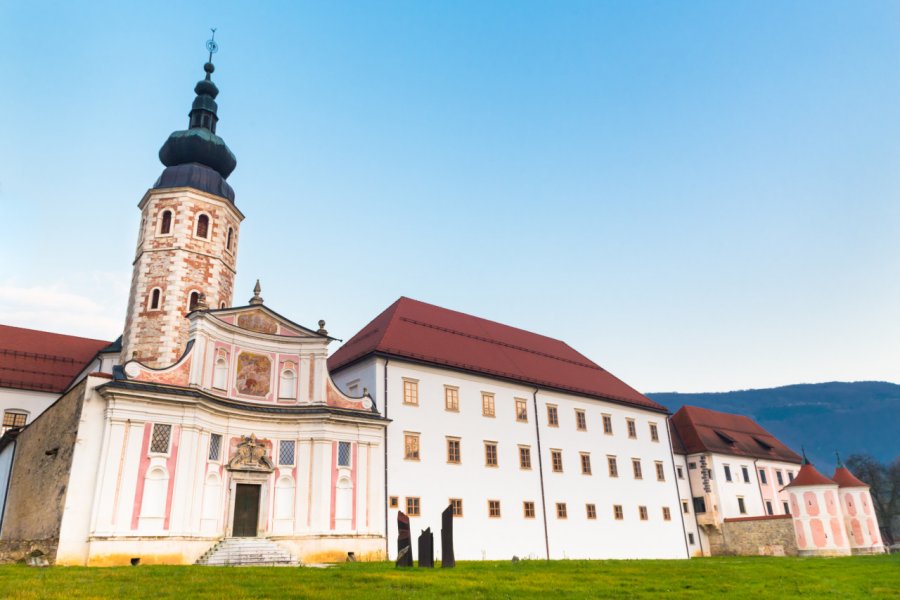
[801,446,809,465]
[317,319,328,336]
[249,279,264,305]
[835,451,844,469]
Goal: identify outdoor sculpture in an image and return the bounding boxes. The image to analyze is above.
[441,504,455,568]
[396,511,413,567]
[418,528,434,568]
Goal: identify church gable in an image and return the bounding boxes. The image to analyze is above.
[212,305,327,339]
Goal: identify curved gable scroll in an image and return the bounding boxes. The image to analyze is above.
[326,378,376,412]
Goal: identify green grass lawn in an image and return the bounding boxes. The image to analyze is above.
[1,555,898,599]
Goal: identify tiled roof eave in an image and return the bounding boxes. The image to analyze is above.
[370,350,669,414]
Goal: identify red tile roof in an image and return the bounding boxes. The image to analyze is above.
[831,467,868,488]
[0,324,112,393]
[327,297,666,412]
[669,405,802,463]
[784,462,836,488]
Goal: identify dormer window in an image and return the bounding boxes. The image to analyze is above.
[715,430,737,445]
[753,436,773,451]
[196,214,210,239]
[160,210,173,235]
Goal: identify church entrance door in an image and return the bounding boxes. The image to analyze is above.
[233,484,261,537]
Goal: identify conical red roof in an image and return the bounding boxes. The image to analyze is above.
[784,462,836,488]
[832,467,868,488]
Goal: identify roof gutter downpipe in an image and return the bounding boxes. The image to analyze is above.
[753,458,766,512]
[383,359,390,560]
[666,421,691,559]
[532,388,550,560]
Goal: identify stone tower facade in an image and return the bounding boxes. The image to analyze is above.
[121,57,242,368]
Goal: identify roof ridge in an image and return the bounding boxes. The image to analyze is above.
[399,317,602,370]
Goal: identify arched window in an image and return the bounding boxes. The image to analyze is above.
[279,368,296,399]
[219,302,226,309]
[213,355,228,390]
[274,476,295,520]
[226,227,234,251]
[160,210,173,235]
[196,214,210,239]
[2,409,28,434]
[149,288,161,310]
[335,477,353,528]
[189,291,201,311]
[140,467,169,520]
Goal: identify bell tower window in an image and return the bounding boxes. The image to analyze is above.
[196,214,210,239]
[189,292,201,311]
[226,227,234,252]
[159,210,173,235]
[149,288,162,311]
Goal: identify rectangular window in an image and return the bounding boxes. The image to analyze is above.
[389,496,399,508]
[682,500,689,514]
[662,506,671,521]
[279,440,296,466]
[783,501,790,515]
[580,453,592,475]
[655,461,665,481]
[515,398,528,422]
[406,497,421,516]
[488,500,501,518]
[404,432,420,461]
[607,456,619,478]
[776,470,784,486]
[602,414,613,435]
[759,469,768,485]
[688,533,695,545]
[639,505,648,520]
[626,418,637,439]
[519,446,532,469]
[649,422,659,442]
[403,379,419,406]
[484,441,498,467]
[741,466,750,483]
[632,458,643,480]
[547,405,559,427]
[575,409,587,431]
[482,393,495,417]
[688,462,697,470]
[150,423,172,454]
[677,466,684,479]
[556,503,568,519]
[208,433,222,461]
[586,503,597,519]
[523,501,536,519]
[2,411,27,429]
[445,386,459,412]
[766,500,774,515]
[724,465,733,482]
[737,496,747,515]
[613,504,624,520]
[551,449,563,472]
[450,498,463,517]
[788,471,794,482]
[338,441,352,467]
[693,496,707,514]
[447,438,461,464]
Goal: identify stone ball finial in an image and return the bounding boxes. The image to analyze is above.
[204,62,215,75]
[249,279,264,305]
[317,319,328,336]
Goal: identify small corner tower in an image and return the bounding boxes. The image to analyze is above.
[832,453,886,554]
[121,34,244,367]
[784,450,850,556]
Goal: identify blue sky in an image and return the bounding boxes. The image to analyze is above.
[2,1,899,392]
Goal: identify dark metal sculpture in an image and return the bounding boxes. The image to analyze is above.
[441,504,455,568]
[396,511,413,567]
[418,528,434,568]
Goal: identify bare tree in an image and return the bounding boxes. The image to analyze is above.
[846,454,899,529]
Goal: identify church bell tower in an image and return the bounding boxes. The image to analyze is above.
[121,39,244,368]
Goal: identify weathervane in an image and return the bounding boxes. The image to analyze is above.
[206,28,218,62]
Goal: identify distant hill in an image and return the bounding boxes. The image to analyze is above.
[648,381,899,468]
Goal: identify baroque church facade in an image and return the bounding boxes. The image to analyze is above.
[0,53,885,565]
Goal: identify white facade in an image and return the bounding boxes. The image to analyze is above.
[332,356,690,560]
[0,388,55,436]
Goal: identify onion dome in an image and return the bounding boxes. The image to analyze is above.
[784,448,836,488]
[155,58,237,202]
[831,452,868,488]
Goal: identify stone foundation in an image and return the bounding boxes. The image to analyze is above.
[710,515,799,556]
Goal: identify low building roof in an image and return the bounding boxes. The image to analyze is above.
[669,405,802,463]
[832,466,868,488]
[327,297,666,412]
[784,461,836,488]
[0,324,112,393]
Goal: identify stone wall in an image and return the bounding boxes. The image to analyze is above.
[711,515,798,556]
[0,381,86,563]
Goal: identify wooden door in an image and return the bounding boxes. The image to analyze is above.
[233,484,261,537]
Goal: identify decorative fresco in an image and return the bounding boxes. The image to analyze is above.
[237,311,278,334]
[236,351,272,397]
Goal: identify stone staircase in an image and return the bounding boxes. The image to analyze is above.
[196,538,300,566]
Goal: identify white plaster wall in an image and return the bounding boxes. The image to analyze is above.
[335,357,688,560]
[672,454,702,556]
[0,388,58,431]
